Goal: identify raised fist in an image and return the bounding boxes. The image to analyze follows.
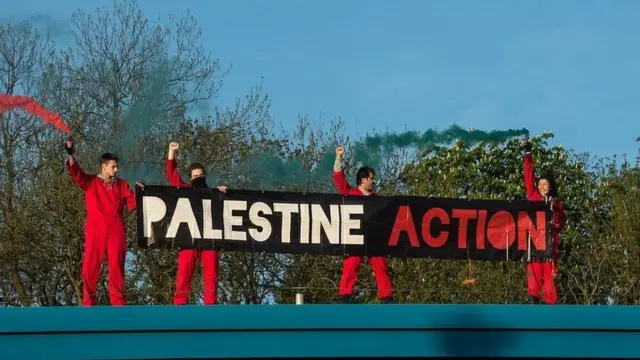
[169,142,179,152]
[336,146,345,157]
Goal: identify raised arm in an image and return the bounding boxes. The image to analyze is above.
[165,142,190,187]
[332,146,354,195]
[522,140,537,199]
[64,140,93,191]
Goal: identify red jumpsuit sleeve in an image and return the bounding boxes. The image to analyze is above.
[122,181,136,212]
[66,158,93,191]
[553,199,566,232]
[523,152,537,199]
[165,158,190,187]
[332,170,354,195]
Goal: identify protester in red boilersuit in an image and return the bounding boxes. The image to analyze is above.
[332,146,393,304]
[522,138,566,304]
[166,142,227,305]
[65,139,142,306]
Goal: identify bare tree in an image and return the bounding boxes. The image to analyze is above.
[0,20,55,306]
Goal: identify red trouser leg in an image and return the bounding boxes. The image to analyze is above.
[369,256,392,299]
[200,250,220,305]
[81,224,106,306]
[173,249,198,305]
[527,261,543,299]
[542,261,558,304]
[338,256,362,296]
[107,227,127,306]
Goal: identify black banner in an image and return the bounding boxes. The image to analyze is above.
[135,186,554,261]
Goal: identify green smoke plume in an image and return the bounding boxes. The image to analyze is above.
[107,57,173,186]
[104,54,529,191]
[226,125,529,189]
[230,153,312,190]
[351,125,530,168]
[109,67,530,192]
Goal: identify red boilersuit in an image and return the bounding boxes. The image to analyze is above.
[66,159,136,306]
[166,158,220,305]
[523,152,566,304]
[333,169,393,300]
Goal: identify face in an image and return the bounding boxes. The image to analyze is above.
[190,168,205,180]
[538,178,550,197]
[361,171,376,191]
[101,160,118,178]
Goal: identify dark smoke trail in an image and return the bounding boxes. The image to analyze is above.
[351,125,530,168]
[226,125,528,190]
[0,13,70,39]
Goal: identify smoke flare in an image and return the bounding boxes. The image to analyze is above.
[0,94,72,134]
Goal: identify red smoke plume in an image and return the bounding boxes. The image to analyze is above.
[0,94,72,134]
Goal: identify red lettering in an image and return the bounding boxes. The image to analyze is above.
[421,208,449,248]
[388,205,419,247]
[476,210,487,249]
[487,211,516,250]
[388,206,539,253]
[452,209,476,249]
[517,211,547,251]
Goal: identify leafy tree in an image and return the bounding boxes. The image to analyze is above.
[395,133,597,304]
[589,150,640,304]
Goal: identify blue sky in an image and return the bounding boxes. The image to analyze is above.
[5,0,640,161]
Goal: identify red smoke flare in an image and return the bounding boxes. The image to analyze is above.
[0,94,72,134]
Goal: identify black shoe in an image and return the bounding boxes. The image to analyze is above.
[380,296,394,304]
[338,295,353,304]
[529,296,540,304]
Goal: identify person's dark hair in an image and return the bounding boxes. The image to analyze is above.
[536,172,558,198]
[189,162,206,177]
[356,166,375,186]
[100,153,119,164]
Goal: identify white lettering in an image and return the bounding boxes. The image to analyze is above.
[224,200,247,241]
[311,204,340,244]
[142,196,167,237]
[248,202,272,242]
[299,203,310,244]
[159,196,367,247]
[202,199,223,239]
[166,198,201,239]
[273,203,299,243]
[341,204,364,245]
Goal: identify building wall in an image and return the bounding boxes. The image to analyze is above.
[1,304,639,359]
